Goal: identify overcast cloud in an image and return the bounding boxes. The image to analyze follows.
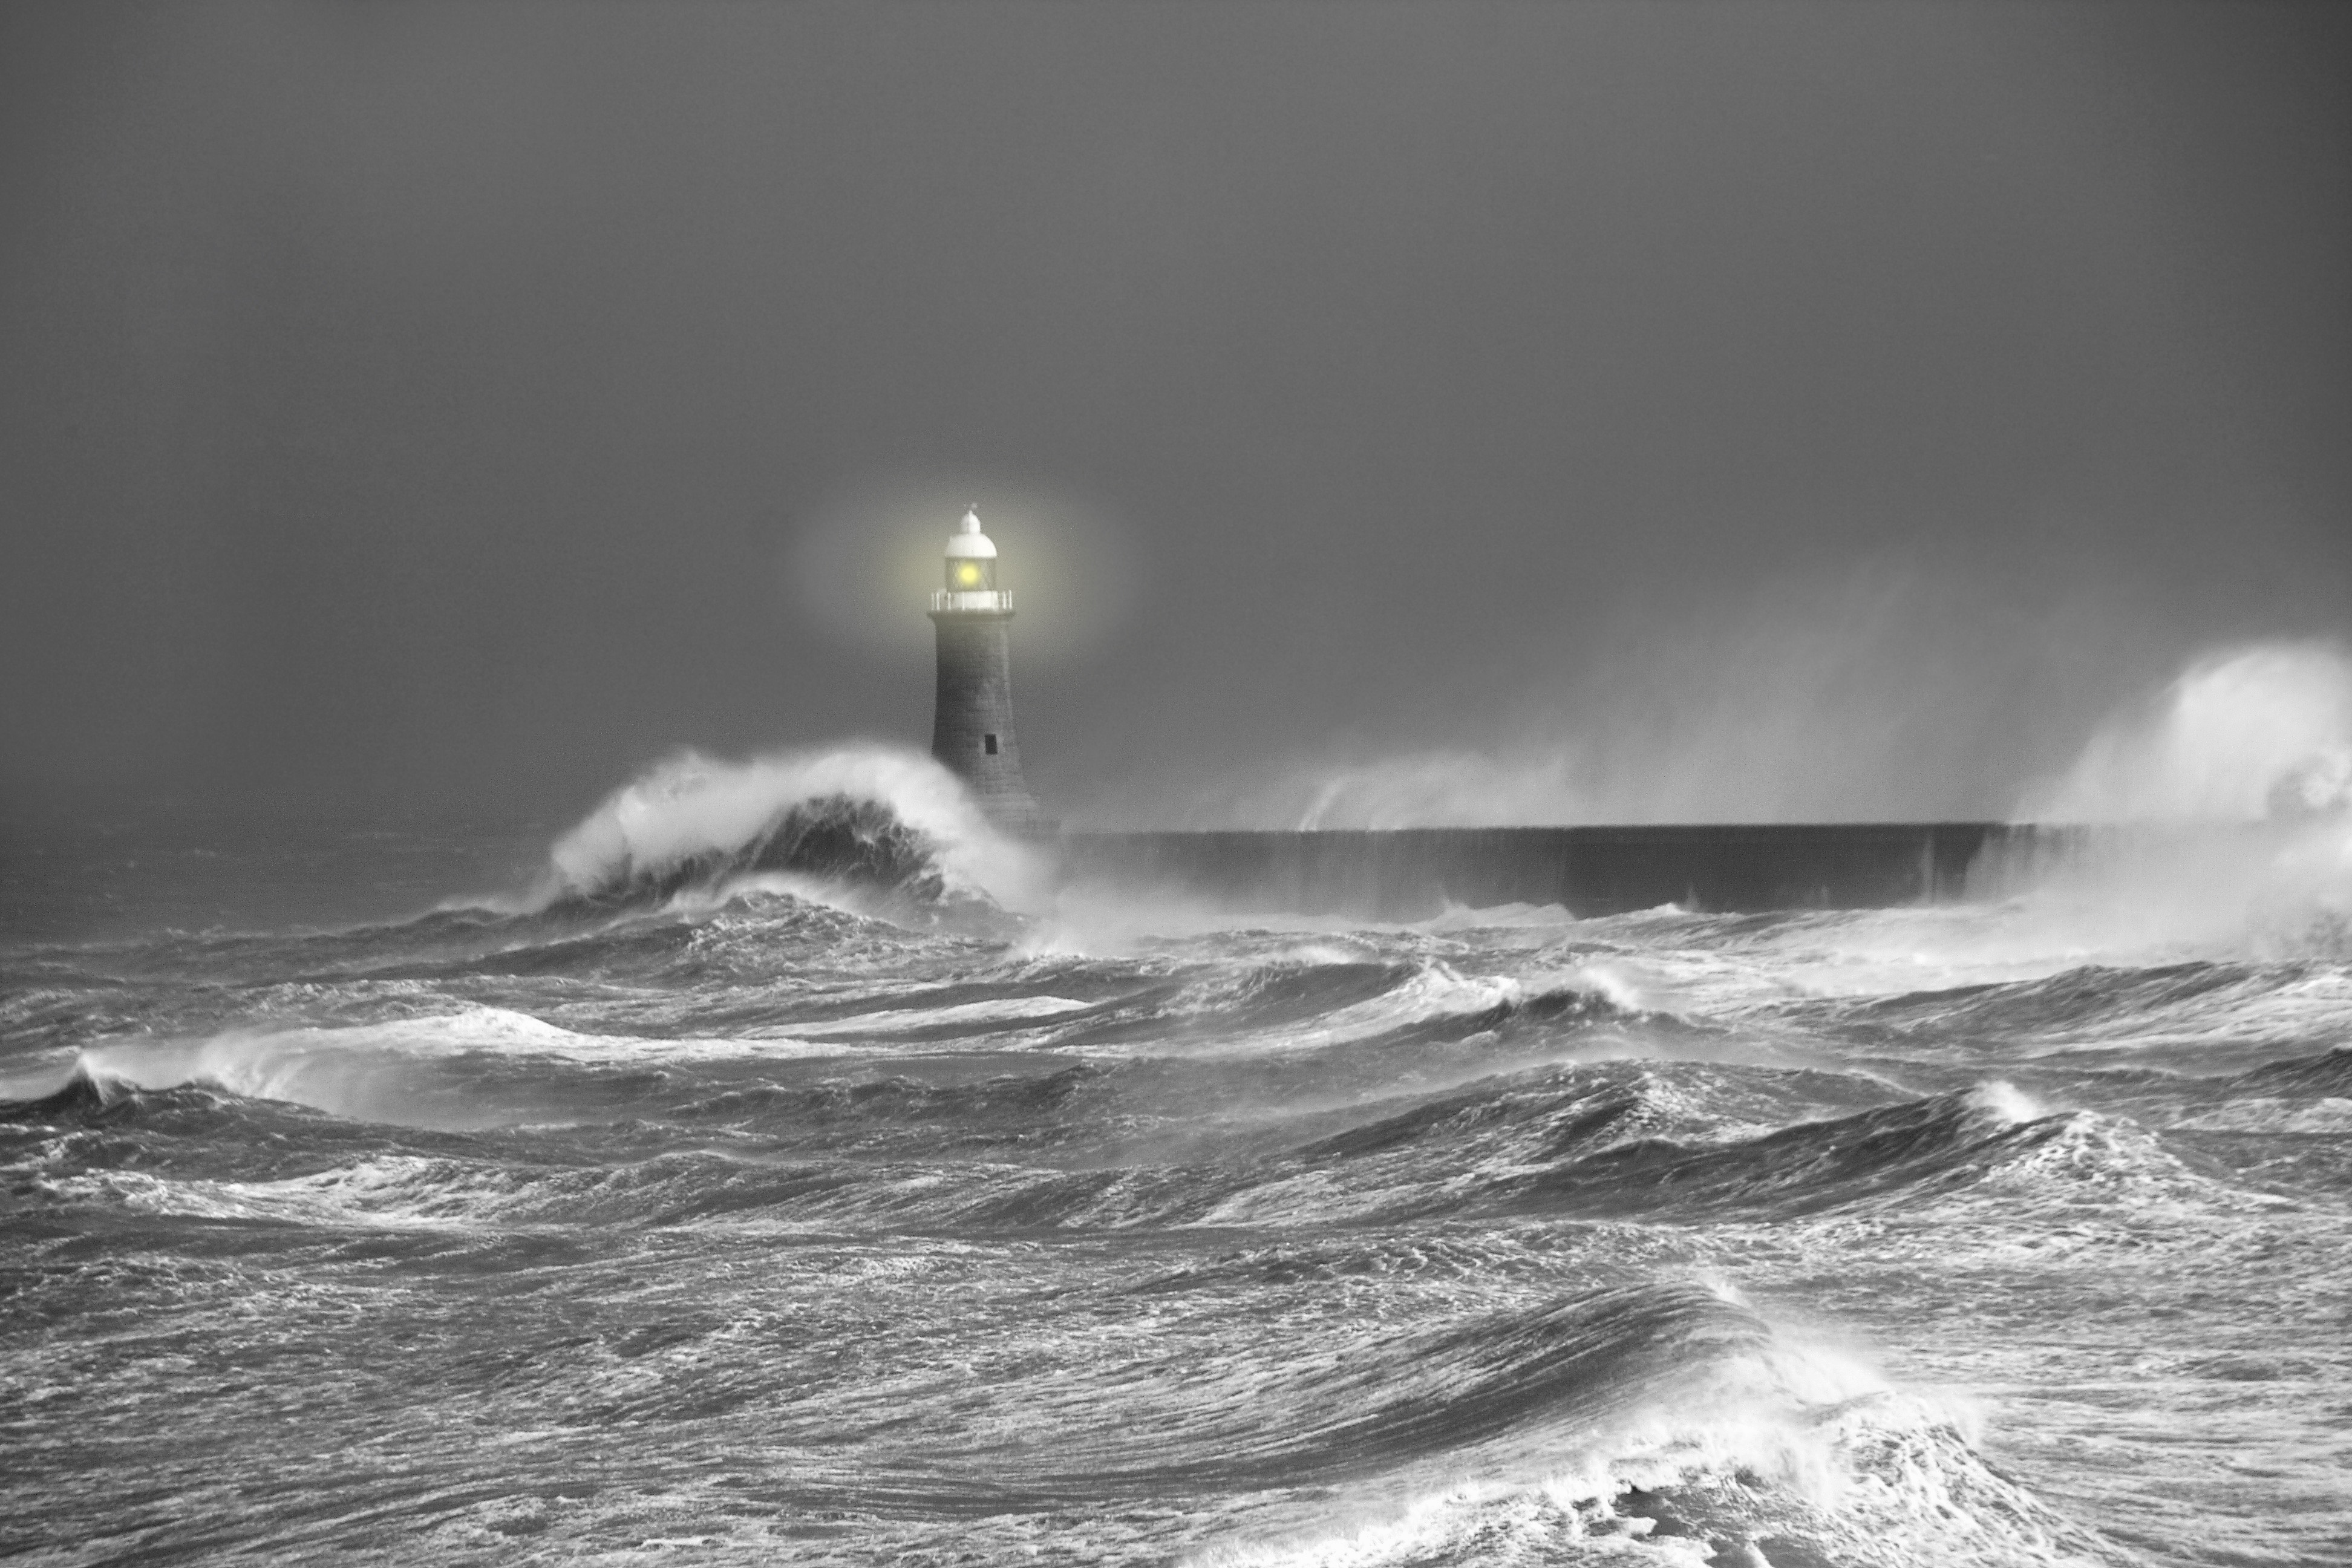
[2,1,2346,826]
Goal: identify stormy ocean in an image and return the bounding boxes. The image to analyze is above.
[5,750,2350,1568]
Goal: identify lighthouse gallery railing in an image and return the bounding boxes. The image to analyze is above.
[930,589,1014,612]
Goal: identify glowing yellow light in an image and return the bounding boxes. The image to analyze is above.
[955,562,982,586]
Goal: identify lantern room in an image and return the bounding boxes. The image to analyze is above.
[943,507,998,593]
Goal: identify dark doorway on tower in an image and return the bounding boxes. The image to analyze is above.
[984,734,999,754]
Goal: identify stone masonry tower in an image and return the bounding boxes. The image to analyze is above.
[929,506,1047,833]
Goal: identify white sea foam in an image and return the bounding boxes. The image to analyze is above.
[47,1152,648,1229]
[65,1008,845,1123]
[1415,901,1581,932]
[786,995,1097,1037]
[1925,1109,2293,1235]
[1965,1080,2046,1126]
[2172,1096,2352,1134]
[1155,961,1527,1059]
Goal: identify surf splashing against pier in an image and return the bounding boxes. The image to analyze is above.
[5,722,2352,1566]
[1976,642,2352,962]
[2022,640,2352,825]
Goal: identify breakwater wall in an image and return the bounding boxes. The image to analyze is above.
[1059,823,2047,920]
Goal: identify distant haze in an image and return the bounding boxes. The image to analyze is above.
[3,1,2347,828]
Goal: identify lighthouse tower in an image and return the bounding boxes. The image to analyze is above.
[929,507,1047,833]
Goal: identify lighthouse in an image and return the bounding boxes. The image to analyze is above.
[929,506,1047,833]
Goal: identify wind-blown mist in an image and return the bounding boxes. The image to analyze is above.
[1160,633,2352,832]
[1149,574,1985,828]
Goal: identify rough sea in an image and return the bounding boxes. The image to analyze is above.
[5,750,2350,1568]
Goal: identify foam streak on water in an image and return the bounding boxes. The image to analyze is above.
[4,792,2350,1566]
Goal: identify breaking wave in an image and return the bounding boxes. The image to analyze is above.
[531,744,1045,915]
[1203,1339,2129,1568]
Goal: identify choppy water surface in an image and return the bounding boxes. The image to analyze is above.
[5,797,2350,1567]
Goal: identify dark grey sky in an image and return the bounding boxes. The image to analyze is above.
[4,1,2347,827]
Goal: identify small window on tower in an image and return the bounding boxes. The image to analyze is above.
[984,734,999,755]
